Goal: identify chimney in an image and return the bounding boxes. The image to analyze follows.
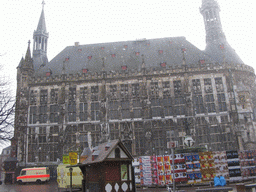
[75,42,79,46]
[92,150,100,161]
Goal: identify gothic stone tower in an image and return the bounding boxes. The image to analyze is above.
[200,0,243,64]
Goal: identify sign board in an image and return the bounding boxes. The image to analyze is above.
[167,141,178,149]
[69,152,78,165]
[184,136,194,147]
[63,155,69,164]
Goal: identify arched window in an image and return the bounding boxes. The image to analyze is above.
[115,148,120,158]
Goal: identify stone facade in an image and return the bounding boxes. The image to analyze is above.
[13,0,256,164]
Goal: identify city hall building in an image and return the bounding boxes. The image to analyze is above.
[13,0,256,164]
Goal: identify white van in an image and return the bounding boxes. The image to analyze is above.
[17,167,50,184]
[57,164,83,190]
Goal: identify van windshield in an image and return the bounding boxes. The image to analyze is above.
[20,170,26,176]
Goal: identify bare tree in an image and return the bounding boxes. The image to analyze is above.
[0,66,15,142]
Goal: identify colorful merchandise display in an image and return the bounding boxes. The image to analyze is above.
[213,151,229,179]
[185,153,202,183]
[132,149,256,187]
[226,150,241,181]
[199,152,216,182]
[239,150,256,179]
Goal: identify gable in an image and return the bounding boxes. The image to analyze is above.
[107,146,128,159]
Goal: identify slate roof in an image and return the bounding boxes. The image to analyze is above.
[79,139,133,166]
[36,9,47,33]
[205,41,244,64]
[35,36,217,76]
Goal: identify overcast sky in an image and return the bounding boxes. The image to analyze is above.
[0,0,255,152]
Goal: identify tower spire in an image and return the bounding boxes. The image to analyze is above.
[33,0,49,71]
[200,0,244,64]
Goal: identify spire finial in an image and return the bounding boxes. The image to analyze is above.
[28,40,31,47]
[42,0,45,9]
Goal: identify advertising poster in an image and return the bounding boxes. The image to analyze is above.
[139,156,153,186]
[157,156,165,186]
[164,155,172,184]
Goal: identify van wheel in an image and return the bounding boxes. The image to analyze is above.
[18,180,23,185]
[36,179,42,184]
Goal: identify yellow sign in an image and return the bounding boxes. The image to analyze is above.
[69,152,78,165]
[63,155,69,164]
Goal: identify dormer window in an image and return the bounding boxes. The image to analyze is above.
[46,71,51,77]
[160,62,166,68]
[82,69,88,73]
[121,66,127,70]
[199,60,205,64]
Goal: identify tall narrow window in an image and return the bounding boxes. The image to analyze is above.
[50,104,59,123]
[39,105,48,123]
[40,89,48,105]
[218,93,227,112]
[79,103,88,121]
[121,100,130,119]
[174,80,182,96]
[163,97,172,117]
[79,87,87,102]
[29,106,37,124]
[91,102,100,121]
[109,101,119,120]
[50,89,58,104]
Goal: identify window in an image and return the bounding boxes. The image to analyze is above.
[121,84,129,99]
[215,77,224,92]
[91,86,99,101]
[133,100,142,118]
[150,82,159,98]
[193,95,205,114]
[204,78,213,93]
[218,93,227,112]
[39,105,48,123]
[50,89,58,104]
[29,106,37,124]
[132,83,139,98]
[151,98,162,117]
[192,79,201,93]
[109,101,119,120]
[69,87,76,103]
[115,148,120,158]
[174,80,182,95]
[91,102,100,121]
[40,89,48,105]
[79,103,88,121]
[50,104,59,123]
[163,97,172,117]
[68,103,76,122]
[121,100,130,119]
[109,85,117,99]
[79,87,87,102]
[30,90,37,105]
[174,97,185,116]
[205,94,216,113]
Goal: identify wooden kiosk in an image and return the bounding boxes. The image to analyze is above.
[78,139,135,192]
